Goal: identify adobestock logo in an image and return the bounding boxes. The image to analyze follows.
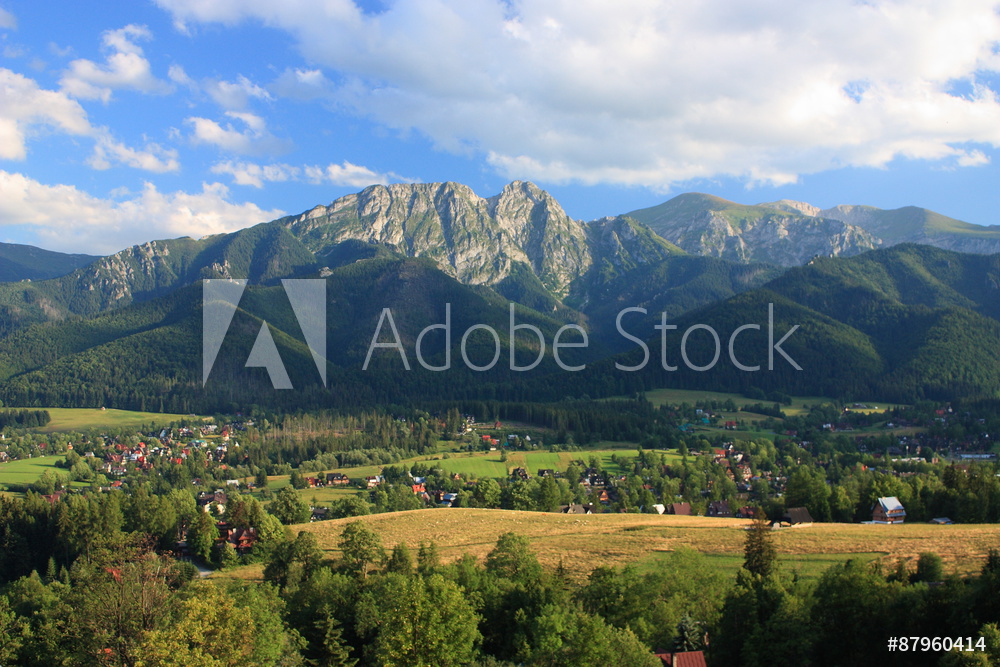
[362,302,802,373]
[202,279,327,389]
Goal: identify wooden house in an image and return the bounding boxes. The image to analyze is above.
[665,502,692,516]
[707,500,731,518]
[872,496,906,524]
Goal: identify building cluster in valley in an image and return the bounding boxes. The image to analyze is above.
[6,401,998,530]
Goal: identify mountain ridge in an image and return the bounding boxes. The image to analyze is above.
[0,180,996,410]
[626,193,881,265]
[0,242,97,282]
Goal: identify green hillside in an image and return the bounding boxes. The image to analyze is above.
[822,204,1000,245]
[589,244,1000,402]
[0,242,97,282]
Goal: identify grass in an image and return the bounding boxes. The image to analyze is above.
[0,456,87,490]
[636,551,884,583]
[271,509,1000,582]
[255,448,685,503]
[637,388,907,418]
[293,487,361,505]
[20,407,194,433]
[696,427,777,441]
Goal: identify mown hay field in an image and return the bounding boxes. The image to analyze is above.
[289,509,1000,581]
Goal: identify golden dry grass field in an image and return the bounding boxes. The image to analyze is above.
[272,509,1000,582]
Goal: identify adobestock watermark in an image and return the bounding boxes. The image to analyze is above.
[362,302,801,374]
[203,278,327,389]
[202,279,802,390]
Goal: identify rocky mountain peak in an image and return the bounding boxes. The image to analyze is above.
[758,199,822,217]
[627,194,880,266]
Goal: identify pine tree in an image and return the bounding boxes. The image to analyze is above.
[673,614,705,652]
[743,512,777,578]
[311,606,356,667]
[385,543,413,575]
[417,541,440,576]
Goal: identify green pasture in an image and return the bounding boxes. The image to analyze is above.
[17,407,194,433]
[0,456,87,491]
[638,388,906,418]
[0,456,64,486]
[263,448,684,502]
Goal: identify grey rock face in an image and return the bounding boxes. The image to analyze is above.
[283,181,669,298]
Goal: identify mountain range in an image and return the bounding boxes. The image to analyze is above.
[0,181,997,410]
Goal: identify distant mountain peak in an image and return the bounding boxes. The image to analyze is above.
[280,180,682,298]
[626,193,879,266]
[758,199,822,217]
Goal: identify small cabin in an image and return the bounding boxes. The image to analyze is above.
[784,507,814,526]
[872,496,906,524]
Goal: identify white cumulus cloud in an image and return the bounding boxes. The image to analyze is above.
[0,67,92,160]
[88,135,180,173]
[0,67,181,174]
[204,74,272,110]
[213,158,399,188]
[60,24,172,102]
[187,110,290,155]
[0,170,283,254]
[167,63,196,89]
[304,161,393,188]
[211,160,300,187]
[155,0,1000,188]
[270,67,334,101]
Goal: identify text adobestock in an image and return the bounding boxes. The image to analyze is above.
[202,279,802,390]
[363,303,801,373]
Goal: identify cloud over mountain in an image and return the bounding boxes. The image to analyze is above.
[156,0,1000,188]
[0,171,282,254]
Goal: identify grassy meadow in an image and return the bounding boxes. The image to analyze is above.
[638,388,832,416]
[21,407,193,433]
[0,456,88,491]
[277,509,1000,582]
[254,447,683,503]
[638,388,907,418]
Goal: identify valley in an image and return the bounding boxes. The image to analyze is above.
[1,181,999,666]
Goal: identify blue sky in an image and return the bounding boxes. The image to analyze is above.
[0,0,998,254]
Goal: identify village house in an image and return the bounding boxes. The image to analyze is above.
[197,489,227,508]
[654,650,708,667]
[326,472,350,485]
[707,500,732,518]
[872,496,906,523]
[784,507,814,526]
[665,502,692,515]
[217,523,257,554]
[560,503,594,514]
